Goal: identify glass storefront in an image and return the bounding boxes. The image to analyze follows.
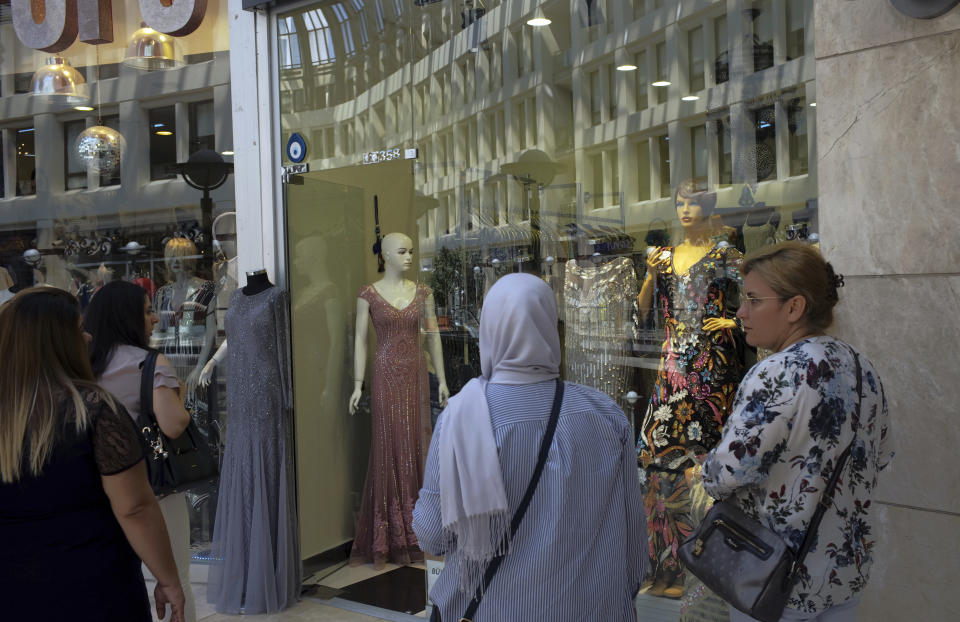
[0,0,235,559]
[276,0,817,618]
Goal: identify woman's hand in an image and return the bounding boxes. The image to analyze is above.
[645,246,671,278]
[154,580,186,622]
[702,317,737,333]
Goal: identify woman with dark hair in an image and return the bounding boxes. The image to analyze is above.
[84,280,196,622]
[0,287,185,622]
[702,242,892,622]
[636,179,747,598]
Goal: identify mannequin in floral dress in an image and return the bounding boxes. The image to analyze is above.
[636,181,746,599]
[348,232,448,567]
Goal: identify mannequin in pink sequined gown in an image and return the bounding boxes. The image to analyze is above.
[348,233,449,567]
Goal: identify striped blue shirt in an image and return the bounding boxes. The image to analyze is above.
[413,380,648,621]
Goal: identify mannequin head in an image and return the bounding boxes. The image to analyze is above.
[381,232,414,274]
[674,179,717,232]
[163,237,199,280]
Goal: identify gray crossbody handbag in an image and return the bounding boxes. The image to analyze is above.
[679,351,862,622]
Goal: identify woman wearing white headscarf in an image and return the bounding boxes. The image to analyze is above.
[413,273,648,621]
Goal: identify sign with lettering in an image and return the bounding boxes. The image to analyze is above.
[1,0,208,52]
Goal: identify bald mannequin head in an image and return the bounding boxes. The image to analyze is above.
[381,232,414,274]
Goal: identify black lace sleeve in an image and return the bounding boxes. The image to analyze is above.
[91,394,145,475]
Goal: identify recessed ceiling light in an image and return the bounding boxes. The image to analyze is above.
[809,102,817,107]
[155,130,173,136]
[651,80,671,87]
[526,17,551,27]
[74,106,94,111]
[616,64,638,72]
[221,150,234,156]
[681,95,699,101]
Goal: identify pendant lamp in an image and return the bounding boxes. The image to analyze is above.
[123,26,184,70]
[29,57,90,106]
[75,46,126,174]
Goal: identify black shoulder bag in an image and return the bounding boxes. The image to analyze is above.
[679,351,863,622]
[136,350,219,496]
[431,378,565,622]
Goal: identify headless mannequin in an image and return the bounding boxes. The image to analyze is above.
[348,232,448,414]
[199,270,274,386]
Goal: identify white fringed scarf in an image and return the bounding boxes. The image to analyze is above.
[437,273,561,593]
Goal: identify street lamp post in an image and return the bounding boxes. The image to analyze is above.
[173,150,234,258]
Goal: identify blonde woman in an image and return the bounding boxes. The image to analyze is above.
[0,287,185,622]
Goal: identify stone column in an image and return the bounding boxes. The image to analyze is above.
[815,2,960,619]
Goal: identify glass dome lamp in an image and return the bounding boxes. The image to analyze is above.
[29,57,90,106]
[123,26,184,70]
[75,125,126,174]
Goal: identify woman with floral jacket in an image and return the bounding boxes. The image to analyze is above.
[702,242,892,622]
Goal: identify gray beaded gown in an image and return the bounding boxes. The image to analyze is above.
[207,286,300,614]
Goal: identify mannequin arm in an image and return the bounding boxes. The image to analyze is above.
[637,247,669,324]
[423,292,448,406]
[186,309,218,401]
[349,296,370,415]
[199,340,228,388]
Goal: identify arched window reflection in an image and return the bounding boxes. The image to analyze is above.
[331,3,356,57]
[304,8,337,66]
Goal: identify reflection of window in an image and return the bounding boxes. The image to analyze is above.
[150,107,177,181]
[752,105,777,182]
[751,1,774,72]
[608,64,617,120]
[189,100,215,154]
[658,134,671,198]
[589,69,601,126]
[278,17,302,70]
[714,14,728,84]
[515,102,527,150]
[331,3,356,57]
[99,115,121,187]
[636,139,651,201]
[691,125,707,181]
[788,97,808,176]
[688,26,704,92]
[655,41,669,104]
[65,120,87,190]
[349,0,369,46]
[15,127,35,196]
[786,0,805,61]
[633,0,646,19]
[635,50,648,111]
[371,0,384,31]
[716,116,732,186]
[303,9,337,65]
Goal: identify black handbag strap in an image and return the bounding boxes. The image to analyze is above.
[139,349,160,425]
[790,349,862,578]
[461,378,565,622]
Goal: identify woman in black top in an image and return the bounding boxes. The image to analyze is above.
[0,287,185,622]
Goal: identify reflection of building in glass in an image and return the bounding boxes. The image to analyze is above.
[278,0,817,260]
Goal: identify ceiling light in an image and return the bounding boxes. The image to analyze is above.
[526,14,551,27]
[616,64,638,72]
[155,130,173,136]
[651,80,671,87]
[221,150,234,156]
[29,57,89,107]
[809,102,817,107]
[681,95,699,101]
[74,105,94,111]
[123,26,184,70]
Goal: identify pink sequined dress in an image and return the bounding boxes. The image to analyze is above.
[349,282,431,567]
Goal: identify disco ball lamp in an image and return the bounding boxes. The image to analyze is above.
[76,125,126,174]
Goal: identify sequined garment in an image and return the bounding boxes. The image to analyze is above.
[349,283,430,567]
[563,257,639,413]
[207,287,300,614]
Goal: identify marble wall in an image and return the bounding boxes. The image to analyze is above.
[816,1,960,619]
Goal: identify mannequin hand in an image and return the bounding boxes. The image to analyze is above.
[198,359,217,388]
[702,317,737,333]
[348,387,362,415]
[186,366,202,402]
[176,380,188,406]
[645,246,671,277]
[437,382,450,407]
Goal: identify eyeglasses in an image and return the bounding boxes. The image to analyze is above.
[742,295,784,310]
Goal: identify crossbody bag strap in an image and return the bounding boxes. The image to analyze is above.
[791,349,863,577]
[140,349,160,425]
[461,378,565,622]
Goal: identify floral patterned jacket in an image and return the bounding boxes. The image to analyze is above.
[702,336,892,613]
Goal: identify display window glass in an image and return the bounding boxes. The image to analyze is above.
[1,0,235,571]
[278,0,818,618]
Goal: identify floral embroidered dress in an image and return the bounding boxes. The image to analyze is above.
[702,336,892,613]
[637,243,745,587]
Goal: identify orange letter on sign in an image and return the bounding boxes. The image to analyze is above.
[139,0,206,37]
